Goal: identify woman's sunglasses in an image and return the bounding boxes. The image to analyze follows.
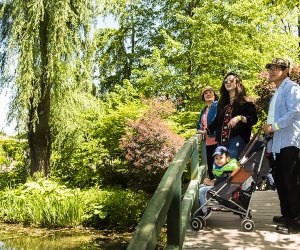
[223,78,236,84]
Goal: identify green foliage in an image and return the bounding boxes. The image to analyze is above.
[0,166,28,190]
[168,111,200,139]
[0,138,29,188]
[82,186,147,230]
[113,0,299,110]
[1,139,27,162]
[51,83,146,188]
[0,155,9,166]
[0,0,96,125]
[50,90,106,188]
[0,179,83,227]
[0,0,97,176]
[0,179,147,230]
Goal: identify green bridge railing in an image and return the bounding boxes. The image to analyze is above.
[127,134,206,250]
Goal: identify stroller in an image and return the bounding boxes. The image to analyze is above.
[191,130,270,232]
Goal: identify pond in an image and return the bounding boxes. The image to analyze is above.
[0,223,130,250]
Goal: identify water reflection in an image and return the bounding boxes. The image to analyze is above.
[0,237,128,250]
[0,225,129,250]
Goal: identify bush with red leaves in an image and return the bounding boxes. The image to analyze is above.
[120,106,184,193]
[289,64,300,85]
[254,66,300,127]
[253,71,275,125]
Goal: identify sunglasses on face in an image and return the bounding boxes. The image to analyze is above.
[266,65,285,71]
[223,77,236,84]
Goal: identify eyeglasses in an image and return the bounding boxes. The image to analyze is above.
[266,65,286,71]
[223,77,236,84]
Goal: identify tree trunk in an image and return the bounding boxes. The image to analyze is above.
[28,93,51,176]
[28,8,51,177]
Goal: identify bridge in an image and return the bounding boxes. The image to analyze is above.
[127,135,300,249]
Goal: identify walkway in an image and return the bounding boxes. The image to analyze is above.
[183,190,300,250]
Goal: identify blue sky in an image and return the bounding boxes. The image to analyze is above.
[0,89,15,135]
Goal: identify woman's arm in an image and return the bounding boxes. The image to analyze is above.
[196,109,204,130]
[206,109,218,134]
[228,101,258,128]
[243,102,258,126]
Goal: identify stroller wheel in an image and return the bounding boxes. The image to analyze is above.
[241,219,255,232]
[191,217,205,231]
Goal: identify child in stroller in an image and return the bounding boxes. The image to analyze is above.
[198,146,238,216]
[191,131,270,232]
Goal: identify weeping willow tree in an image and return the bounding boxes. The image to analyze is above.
[0,0,95,176]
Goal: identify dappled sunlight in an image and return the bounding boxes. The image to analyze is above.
[184,227,300,249]
[183,192,300,249]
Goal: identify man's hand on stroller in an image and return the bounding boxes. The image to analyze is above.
[263,124,274,134]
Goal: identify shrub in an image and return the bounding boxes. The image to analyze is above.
[0,179,84,227]
[0,179,147,230]
[1,140,27,162]
[120,106,184,193]
[82,187,147,230]
[290,64,300,85]
[0,139,29,188]
[0,165,28,190]
[252,72,275,131]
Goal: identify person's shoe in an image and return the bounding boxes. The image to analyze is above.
[273,216,288,223]
[276,224,290,234]
[276,223,300,234]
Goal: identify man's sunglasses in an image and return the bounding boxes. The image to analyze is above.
[266,65,286,71]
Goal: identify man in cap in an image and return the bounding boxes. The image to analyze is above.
[263,58,300,233]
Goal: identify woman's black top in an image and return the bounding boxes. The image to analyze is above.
[206,101,258,144]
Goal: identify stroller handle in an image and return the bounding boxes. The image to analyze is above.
[263,133,273,144]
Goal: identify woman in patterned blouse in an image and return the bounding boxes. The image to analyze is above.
[198,72,258,159]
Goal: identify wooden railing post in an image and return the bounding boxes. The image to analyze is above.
[191,137,200,180]
[191,136,200,215]
[167,183,182,249]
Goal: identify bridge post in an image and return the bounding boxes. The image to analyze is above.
[167,183,182,249]
[190,136,201,215]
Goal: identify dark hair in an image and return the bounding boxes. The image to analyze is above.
[280,66,290,77]
[218,72,247,112]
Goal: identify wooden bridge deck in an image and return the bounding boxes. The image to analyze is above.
[183,190,300,250]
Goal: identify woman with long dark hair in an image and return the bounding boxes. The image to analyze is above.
[199,72,258,159]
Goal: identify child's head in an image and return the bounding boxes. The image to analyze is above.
[213,146,230,167]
